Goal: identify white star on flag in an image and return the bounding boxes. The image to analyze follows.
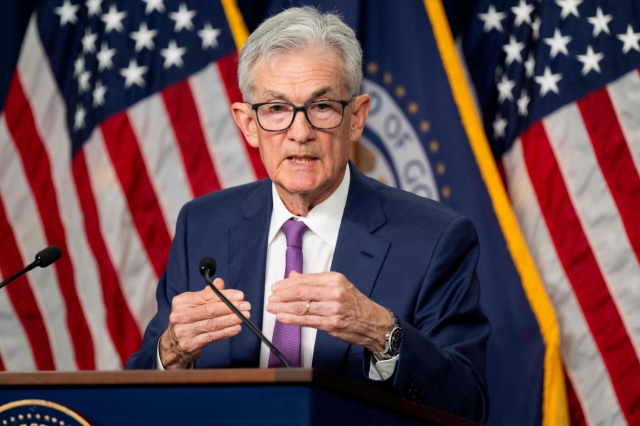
[73,55,85,78]
[78,70,92,94]
[142,0,166,14]
[169,3,196,32]
[86,0,102,17]
[517,90,530,116]
[555,0,583,19]
[577,46,604,75]
[97,42,116,71]
[524,51,535,78]
[503,35,525,65]
[198,22,221,49]
[81,27,98,54]
[92,80,107,108]
[544,28,572,59]
[120,58,148,88]
[130,22,158,52]
[617,25,640,54]
[534,66,562,96]
[102,4,127,33]
[74,104,86,130]
[478,5,506,33]
[531,17,541,40]
[160,40,187,68]
[497,75,516,103]
[587,7,612,37]
[54,0,80,26]
[511,0,534,27]
[493,113,508,139]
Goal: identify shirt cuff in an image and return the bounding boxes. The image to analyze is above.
[156,339,165,370]
[368,354,399,381]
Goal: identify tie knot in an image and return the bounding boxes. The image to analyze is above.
[281,219,308,248]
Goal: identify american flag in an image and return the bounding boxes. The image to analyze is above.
[0,0,266,370]
[463,0,640,424]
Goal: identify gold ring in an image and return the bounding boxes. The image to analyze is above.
[304,300,311,316]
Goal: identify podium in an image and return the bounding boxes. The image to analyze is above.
[0,369,481,425]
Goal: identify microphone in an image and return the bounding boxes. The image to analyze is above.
[199,256,292,368]
[0,245,62,290]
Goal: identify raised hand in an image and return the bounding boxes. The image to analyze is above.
[159,278,250,369]
[266,271,391,352]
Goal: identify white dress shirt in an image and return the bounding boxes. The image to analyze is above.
[159,164,397,379]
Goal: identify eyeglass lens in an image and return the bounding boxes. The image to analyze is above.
[256,101,344,131]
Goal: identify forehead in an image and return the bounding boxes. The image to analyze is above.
[251,48,347,102]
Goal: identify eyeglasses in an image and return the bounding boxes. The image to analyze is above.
[249,99,350,132]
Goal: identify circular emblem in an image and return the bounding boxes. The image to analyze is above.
[0,400,91,426]
[360,78,439,201]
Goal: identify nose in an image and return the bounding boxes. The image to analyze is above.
[286,108,314,143]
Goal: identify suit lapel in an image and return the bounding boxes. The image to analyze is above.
[312,164,390,373]
[227,180,272,367]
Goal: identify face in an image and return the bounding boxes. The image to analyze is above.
[232,47,370,210]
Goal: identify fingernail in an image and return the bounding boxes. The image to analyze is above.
[240,302,250,310]
[266,303,273,311]
[272,283,279,291]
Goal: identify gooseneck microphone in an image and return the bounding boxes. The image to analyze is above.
[199,256,292,368]
[0,245,62,290]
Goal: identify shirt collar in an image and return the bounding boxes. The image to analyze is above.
[268,163,351,249]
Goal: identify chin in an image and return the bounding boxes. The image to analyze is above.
[281,180,320,195]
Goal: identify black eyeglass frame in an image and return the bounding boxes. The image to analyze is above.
[248,99,351,132]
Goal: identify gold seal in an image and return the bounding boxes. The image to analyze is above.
[0,399,91,425]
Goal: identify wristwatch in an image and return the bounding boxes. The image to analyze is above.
[373,309,402,359]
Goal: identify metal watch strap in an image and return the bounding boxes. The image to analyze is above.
[373,309,401,359]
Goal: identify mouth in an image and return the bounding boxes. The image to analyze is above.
[287,156,318,165]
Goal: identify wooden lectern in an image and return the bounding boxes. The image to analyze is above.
[0,369,481,425]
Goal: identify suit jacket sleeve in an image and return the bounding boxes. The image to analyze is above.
[366,215,490,423]
[124,204,191,370]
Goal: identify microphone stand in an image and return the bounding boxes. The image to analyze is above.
[201,270,292,368]
[0,262,39,290]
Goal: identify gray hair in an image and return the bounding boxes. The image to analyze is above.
[237,6,363,102]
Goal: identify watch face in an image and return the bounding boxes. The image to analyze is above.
[390,327,402,354]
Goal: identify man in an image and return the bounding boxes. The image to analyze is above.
[125,6,490,423]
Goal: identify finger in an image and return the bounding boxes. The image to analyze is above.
[176,311,250,339]
[170,300,251,324]
[196,287,245,305]
[266,300,339,317]
[198,280,225,303]
[272,271,339,291]
[179,325,243,353]
[269,284,340,303]
[199,282,246,304]
[170,283,244,310]
[213,277,225,290]
[275,313,345,332]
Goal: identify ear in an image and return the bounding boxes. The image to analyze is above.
[349,94,370,142]
[231,102,259,148]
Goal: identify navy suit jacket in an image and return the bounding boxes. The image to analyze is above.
[125,164,491,423]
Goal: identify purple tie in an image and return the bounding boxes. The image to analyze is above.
[269,219,308,368]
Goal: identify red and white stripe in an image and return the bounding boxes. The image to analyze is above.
[503,67,640,426]
[0,16,265,371]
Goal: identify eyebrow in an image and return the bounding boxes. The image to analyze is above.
[262,86,337,102]
[311,86,334,98]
